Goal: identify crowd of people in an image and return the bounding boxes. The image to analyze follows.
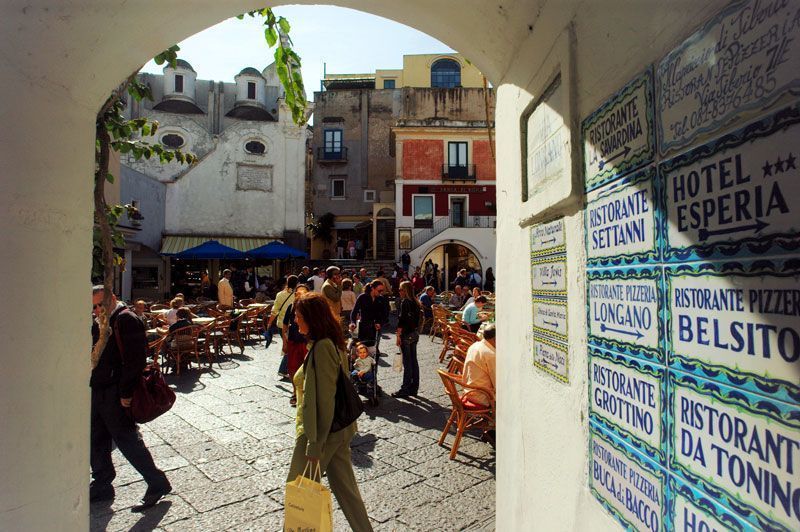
[90,259,496,530]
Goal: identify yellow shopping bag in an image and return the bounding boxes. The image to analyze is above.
[284,462,333,532]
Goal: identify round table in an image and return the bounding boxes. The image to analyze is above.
[192,317,215,325]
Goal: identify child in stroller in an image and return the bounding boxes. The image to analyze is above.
[349,341,380,406]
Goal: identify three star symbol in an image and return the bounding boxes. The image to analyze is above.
[762,152,796,177]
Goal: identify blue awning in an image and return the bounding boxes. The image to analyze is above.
[173,240,247,260]
[247,241,307,259]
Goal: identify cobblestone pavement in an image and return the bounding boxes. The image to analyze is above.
[90,328,496,531]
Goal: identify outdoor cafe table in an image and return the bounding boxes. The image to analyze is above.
[192,317,215,325]
[246,303,271,309]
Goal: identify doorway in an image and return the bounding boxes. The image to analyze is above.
[450,197,466,227]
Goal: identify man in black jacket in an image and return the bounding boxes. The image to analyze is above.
[90,286,171,510]
[349,280,390,343]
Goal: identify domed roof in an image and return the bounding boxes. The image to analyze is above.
[174,59,195,72]
[237,67,264,78]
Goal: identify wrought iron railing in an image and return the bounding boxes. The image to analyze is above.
[317,147,348,162]
[441,164,476,181]
[410,215,495,250]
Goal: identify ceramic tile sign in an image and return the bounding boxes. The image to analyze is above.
[659,106,800,262]
[587,266,664,363]
[668,371,800,531]
[532,299,568,341]
[589,347,666,464]
[533,334,569,383]
[668,475,752,531]
[589,424,665,532]
[583,67,655,191]
[666,259,800,402]
[586,166,659,268]
[530,217,566,258]
[531,256,567,297]
[656,0,800,155]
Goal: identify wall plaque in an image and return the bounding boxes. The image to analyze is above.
[589,347,665,464]
[530,218,566,257]
[533,334,568,383]
[236,164,273,192]
[587,266,664,362]
[522,75,569,203]
[583,67,655,191]
[659,106,800,262]
[532,299,568,341]
[589,424,665,532]
[586,166,659,268]
[669,372,800,531]
[656,0,800,154]
[530,257,567,297]
[666,258,800,402]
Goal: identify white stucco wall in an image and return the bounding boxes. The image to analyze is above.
[0,1,743,530]
[163,117,306,236]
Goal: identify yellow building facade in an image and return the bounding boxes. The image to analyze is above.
[326,53,485,90]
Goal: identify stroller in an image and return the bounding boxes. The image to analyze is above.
[348,332,381,406]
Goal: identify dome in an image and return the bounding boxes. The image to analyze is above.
[237,67,264,78]
[174,59,195,72]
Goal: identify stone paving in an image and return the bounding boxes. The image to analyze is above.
[90,327,496,531]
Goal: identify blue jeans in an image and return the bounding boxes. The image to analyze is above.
[351,369,374,383]
[399,332,419,394]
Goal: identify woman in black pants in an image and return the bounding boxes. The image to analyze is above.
[392,280,421,398]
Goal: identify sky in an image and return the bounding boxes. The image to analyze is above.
[140,5,456,100]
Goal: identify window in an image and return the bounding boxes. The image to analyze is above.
[364,190,376,202]
[448,141,468,167]
[161,133,185,149]
[245,140,266,154]
[331,178,345,199]
[247,81,256,100]
[413,196,434,228]
[431,59,461,88]
[174,74,184,93]
[383,79,396,89]
[323,129,343,157]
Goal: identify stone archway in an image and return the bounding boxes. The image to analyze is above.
[0,3,515,529]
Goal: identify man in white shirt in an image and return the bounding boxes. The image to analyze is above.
[463,324,496,407]
[309,267,325,293]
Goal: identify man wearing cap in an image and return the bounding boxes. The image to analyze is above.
[322,266,343,316]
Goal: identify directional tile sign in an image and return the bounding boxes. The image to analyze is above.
[530,256,567,297]
[589,423,665,532]
[666,258,800,402]
[530,217,566,258]
[587,266,664,363]
[669,475,752,531]
[659,106,800,262]
[533,334,568,383]
[532,299,568,341]
[589,347,666,464]
[656,0,800,155]
[583,67,655,191]
[586,166,659,268]
[530,218,568,383]
[668,371,800,531]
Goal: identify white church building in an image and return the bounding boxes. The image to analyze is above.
[120,59,309,300]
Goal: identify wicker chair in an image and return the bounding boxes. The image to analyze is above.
[431,305,451,340]
[163,325,200,376]
[437,369,495,460]
[150,303,169,311]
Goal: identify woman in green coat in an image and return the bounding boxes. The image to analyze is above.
[288,292,373,532]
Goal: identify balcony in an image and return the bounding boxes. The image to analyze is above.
[441,164,476,181]
[317,147,348,164]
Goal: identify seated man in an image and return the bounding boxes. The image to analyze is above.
[419,286,435,320]
[462,295,489,333]
[448,285,464,309]
[463,324,496,443]
[461,287,482,310]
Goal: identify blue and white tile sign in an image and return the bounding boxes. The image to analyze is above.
[530,217,566,257]
[583,2,800,528]
[660,106,800,262]
[533,334,569,383]
[656,0,800,155]
[532,299,568,341]
[586,166,659,267]
[583,67,655,191]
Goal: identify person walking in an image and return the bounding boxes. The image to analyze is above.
[392,281,422,398]
[484,267,495,293]
[90,286,171,510]
[282,285,309,406]
[268,276,297,377]
[400,250,411,273]
[288,293,373,532]
[322,266,343,317]
[349,280,389,344]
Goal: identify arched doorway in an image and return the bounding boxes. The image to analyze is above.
[421,241,482,290]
